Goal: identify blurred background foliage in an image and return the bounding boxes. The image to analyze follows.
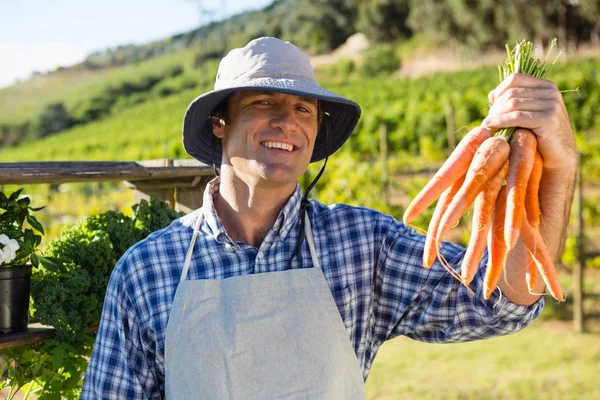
[1,0,599,261]
[1,0,600,398]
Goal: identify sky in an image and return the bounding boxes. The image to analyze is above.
[0,0,273,88]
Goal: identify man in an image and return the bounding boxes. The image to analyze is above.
[82,37,577,399]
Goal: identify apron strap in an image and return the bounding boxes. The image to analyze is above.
[181,208,321,283]
[181,209,204,282]
[304,213,321,270]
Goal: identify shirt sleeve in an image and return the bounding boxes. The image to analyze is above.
[371,223,544,345]
[81,256,163,400]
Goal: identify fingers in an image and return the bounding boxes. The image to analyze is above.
[484,72,576,173]
[488,97,554,116]
[483,74,567,135]
[483,110,545,132]
[488,73,557,104]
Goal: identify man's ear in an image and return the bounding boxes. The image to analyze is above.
[211,116,226,139]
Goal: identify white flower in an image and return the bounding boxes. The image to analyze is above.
[0,234,19,265]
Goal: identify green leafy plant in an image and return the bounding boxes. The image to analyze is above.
[0,188,60,271]
[133,196,185,238]
[359,43,400,76]
[31,198,183,342]
[1,196,184,399]
[0,334,94,400]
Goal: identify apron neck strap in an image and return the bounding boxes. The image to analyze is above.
[181,209,203,282]
[180,208,321,283]
[303,213,321,270]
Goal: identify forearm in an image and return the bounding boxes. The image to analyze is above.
[500,161,578,306]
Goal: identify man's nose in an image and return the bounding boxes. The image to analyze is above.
[270,105,298,131]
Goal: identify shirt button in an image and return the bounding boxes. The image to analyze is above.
[257,251,264,259]
[225,243,234,252]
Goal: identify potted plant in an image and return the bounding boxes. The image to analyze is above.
[0,188,59,333]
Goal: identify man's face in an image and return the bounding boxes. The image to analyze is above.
[213,90,319,188]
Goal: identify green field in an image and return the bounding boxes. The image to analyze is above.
[365,320,600,400]
[3,56,600,248]
[365,270,600,399]
[1,37,600,399]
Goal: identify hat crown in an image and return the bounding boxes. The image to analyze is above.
[214,37,317,90]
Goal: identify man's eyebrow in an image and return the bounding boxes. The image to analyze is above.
[240,91,274,99]
[240,91,317,106]
[298,97,318,106]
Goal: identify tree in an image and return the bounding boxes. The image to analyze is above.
[360,43,401,76]
[33,102,72,138]
[493,0,551,49]
[407,0,463,47]
[356,0,412,42]
[574,0,600,45]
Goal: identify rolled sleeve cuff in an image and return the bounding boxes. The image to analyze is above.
[470,250,545,324]
[484,290,545,322]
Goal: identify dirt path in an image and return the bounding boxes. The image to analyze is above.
[312,34,600,78]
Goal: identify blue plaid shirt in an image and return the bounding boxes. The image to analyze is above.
[82,178,543,399]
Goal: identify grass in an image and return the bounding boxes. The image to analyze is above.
[0,90,194,162]
[365,320,600,399]
[0,47,203,126]
[365,269,600,399]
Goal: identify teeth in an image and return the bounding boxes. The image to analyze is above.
[262,141,294,152]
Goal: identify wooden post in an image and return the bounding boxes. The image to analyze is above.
[121,159,214,213]
[445,103,456,151]
[129,159,176,209]
[379,123,389,195]
[573,155,585,333]
[176,176,213,213]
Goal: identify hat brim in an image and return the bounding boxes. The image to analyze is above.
[182,77,361,166]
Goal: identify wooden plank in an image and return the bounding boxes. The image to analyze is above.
[0,160,213,185]
[0,325,54,350]
[0,160,206,168]
[0,161,140,168]
[176,176,213,213]
[0,324,99,350]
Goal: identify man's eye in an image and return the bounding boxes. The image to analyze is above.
[253,100,270,105]
[296,106,311,113]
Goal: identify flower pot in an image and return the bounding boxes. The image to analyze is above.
[0,264,32,334]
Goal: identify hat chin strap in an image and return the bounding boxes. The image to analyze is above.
[291,119,330,268]
[209,117,220,176]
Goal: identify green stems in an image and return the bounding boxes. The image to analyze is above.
[494,39,561,141]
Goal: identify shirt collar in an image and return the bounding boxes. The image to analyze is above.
[201,177,303,244]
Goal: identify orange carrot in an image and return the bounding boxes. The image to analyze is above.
[403,127,492,225]
[484,186,509,299]
[504,129,537,250]
[436,136,511,241]
[423,174,466,269]
[520,217,565,301]
[525,248,538,293]
[525,150,544,229]
[461,161,509,286]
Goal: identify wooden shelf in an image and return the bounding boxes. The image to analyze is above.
[0,324,98,350]
[0,324,55,350]
[0,159,213,185]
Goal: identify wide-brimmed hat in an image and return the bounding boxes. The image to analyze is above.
[182,37,361,166]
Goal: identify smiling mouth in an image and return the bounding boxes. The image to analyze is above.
[261,141,296,152]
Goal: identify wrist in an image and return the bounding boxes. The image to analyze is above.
[541,158,578,187]
[542,151,579,178]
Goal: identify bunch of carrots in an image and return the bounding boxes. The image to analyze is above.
[403,39,565,302]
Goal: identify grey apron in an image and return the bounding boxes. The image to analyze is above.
[164,209,366,399]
